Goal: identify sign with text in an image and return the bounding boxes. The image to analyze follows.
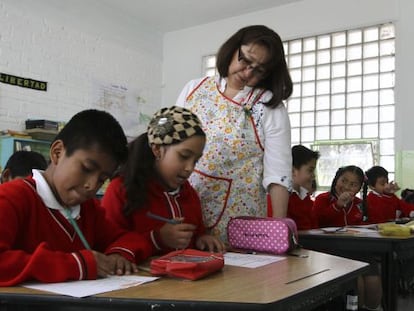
[0,72,47,91]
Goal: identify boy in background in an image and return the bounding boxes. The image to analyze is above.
[0,109,152,286]
[288,145,319,230]
[1,150,48,183]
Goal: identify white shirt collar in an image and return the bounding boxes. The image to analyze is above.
[292,186,309,200]
[32,169,80,219]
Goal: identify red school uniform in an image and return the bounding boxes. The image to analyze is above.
[367,191,414,224]
[0,177,152,286]
[102,176,206,255]
[287,187,317,230]
[313,191,364,227]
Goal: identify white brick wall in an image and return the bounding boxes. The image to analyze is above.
[0,1,162,138]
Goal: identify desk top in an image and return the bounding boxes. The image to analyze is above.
[0,250,368,310]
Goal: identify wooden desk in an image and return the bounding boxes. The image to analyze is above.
[0,250,368,311]
[299,229,414,311]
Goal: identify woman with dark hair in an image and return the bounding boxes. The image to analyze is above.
[176,25,293,243]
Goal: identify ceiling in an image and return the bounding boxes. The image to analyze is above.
[20,0,301,34]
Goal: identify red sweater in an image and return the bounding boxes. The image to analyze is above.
[367,192,414,224]
[102,176,206,254]
[313,192,364,227]
[0,177,153,286]
[287,191,317,230]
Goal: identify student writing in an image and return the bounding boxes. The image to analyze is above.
[0,109,152,286]
[102,106,225,254]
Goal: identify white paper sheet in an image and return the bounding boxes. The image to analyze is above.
[224,252,286,268]
[22,275,159,298]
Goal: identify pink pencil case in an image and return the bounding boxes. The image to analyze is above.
[227,216,299,255]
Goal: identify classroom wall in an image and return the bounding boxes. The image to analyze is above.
[162,0,414,187]
[0,0,163,138]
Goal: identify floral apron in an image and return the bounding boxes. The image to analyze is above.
[185,77,266,243]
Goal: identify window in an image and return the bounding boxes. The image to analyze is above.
[201,23,396,184]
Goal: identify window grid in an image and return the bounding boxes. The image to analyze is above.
[201,23,395,176]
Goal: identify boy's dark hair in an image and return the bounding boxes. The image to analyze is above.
[365,165,388,187]
[53,109,127,164]
[291,145,320,169]
[4,150,48,178]
[402,188,414,204]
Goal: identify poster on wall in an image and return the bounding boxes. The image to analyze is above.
[92,82,152,140]
[0,72,47,91]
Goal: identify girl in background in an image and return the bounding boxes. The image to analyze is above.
[313,165,367,228]
[102,106,225,254]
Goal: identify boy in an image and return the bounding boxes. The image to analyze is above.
[365,165,414,223]
[1,150,48,183]
[0,109,153,286]
[288,145,319,230]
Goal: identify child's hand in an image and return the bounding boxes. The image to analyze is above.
[337,192,354,209]
[92,251,138,277]
[159,219,196,249]
[384,181,400,194]
[196,235,226,253]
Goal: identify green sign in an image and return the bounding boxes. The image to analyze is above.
[0,72,47,91]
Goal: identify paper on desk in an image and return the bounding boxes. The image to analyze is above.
[22,275,159,298]
[224,252,285,268]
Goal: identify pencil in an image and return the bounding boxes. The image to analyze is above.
[146,211,181,224]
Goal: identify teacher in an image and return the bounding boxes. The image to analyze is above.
[176,25,293,243]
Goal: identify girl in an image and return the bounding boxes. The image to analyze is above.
[102,106,225,254]
[313,165,367,228]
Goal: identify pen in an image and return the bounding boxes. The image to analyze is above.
[146,211,181,224]
[64,208,91,250]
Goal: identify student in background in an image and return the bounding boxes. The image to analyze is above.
[365,165,414,223]
[0,150,48,183]
[313,165,367,227]
[0,109,152,286]
[176,25,293,243]
[287,145,319,230]
[102,106,225,255]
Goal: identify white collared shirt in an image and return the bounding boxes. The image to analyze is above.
[32,169,80,219]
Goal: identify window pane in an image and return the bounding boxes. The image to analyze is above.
[332,47,346,62]
[380,72,395,88]
[331,94,345,109]
[318,35,331,49]
[303,52,316,66]
[316,80,330,94]
[317,50,330,64]
[380,89,394,105]
[291,127,300,143]
[287,98,301,112]
[348,61,362,76]
[363,123,378,138]
[301,112,315,126]
[303,67,315,81]
[380,56,394,72]
[348,30,362,44]
[206,68,216,77]
[363,91,378,107]
[380,40,395,56]
[289,113,300,127]
[363,107,378,123]
[363,59,379,74]
[289,54,302,68]
[303,82,315,96]
[347,92,361,108]
[348,76,362,92]
[290,69,302,83]
[332,78,345,93]
[332,63,346,78]
[316,110,330,126]
[364,27,379,42]
[363,75,379,91]
[291,83,301,97]
[347,124,361,139]
[316,126,330,140]
[301,127,315,142]
[331,125,345,139]
[289,40,302,54]
[332,109,345,124]
[364,42,379,58]
[316,95,330,110]
[347,45,362,60]
[304,37,316,51]
[380,139,394,154]
[379,122,394,138]
[317,65,330,79]
[347,108,362,124]
[380,155,395,171]
[381,24,395,39]
[302,97,315,111]
[332,32,346,47]
[380,106,394,122]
